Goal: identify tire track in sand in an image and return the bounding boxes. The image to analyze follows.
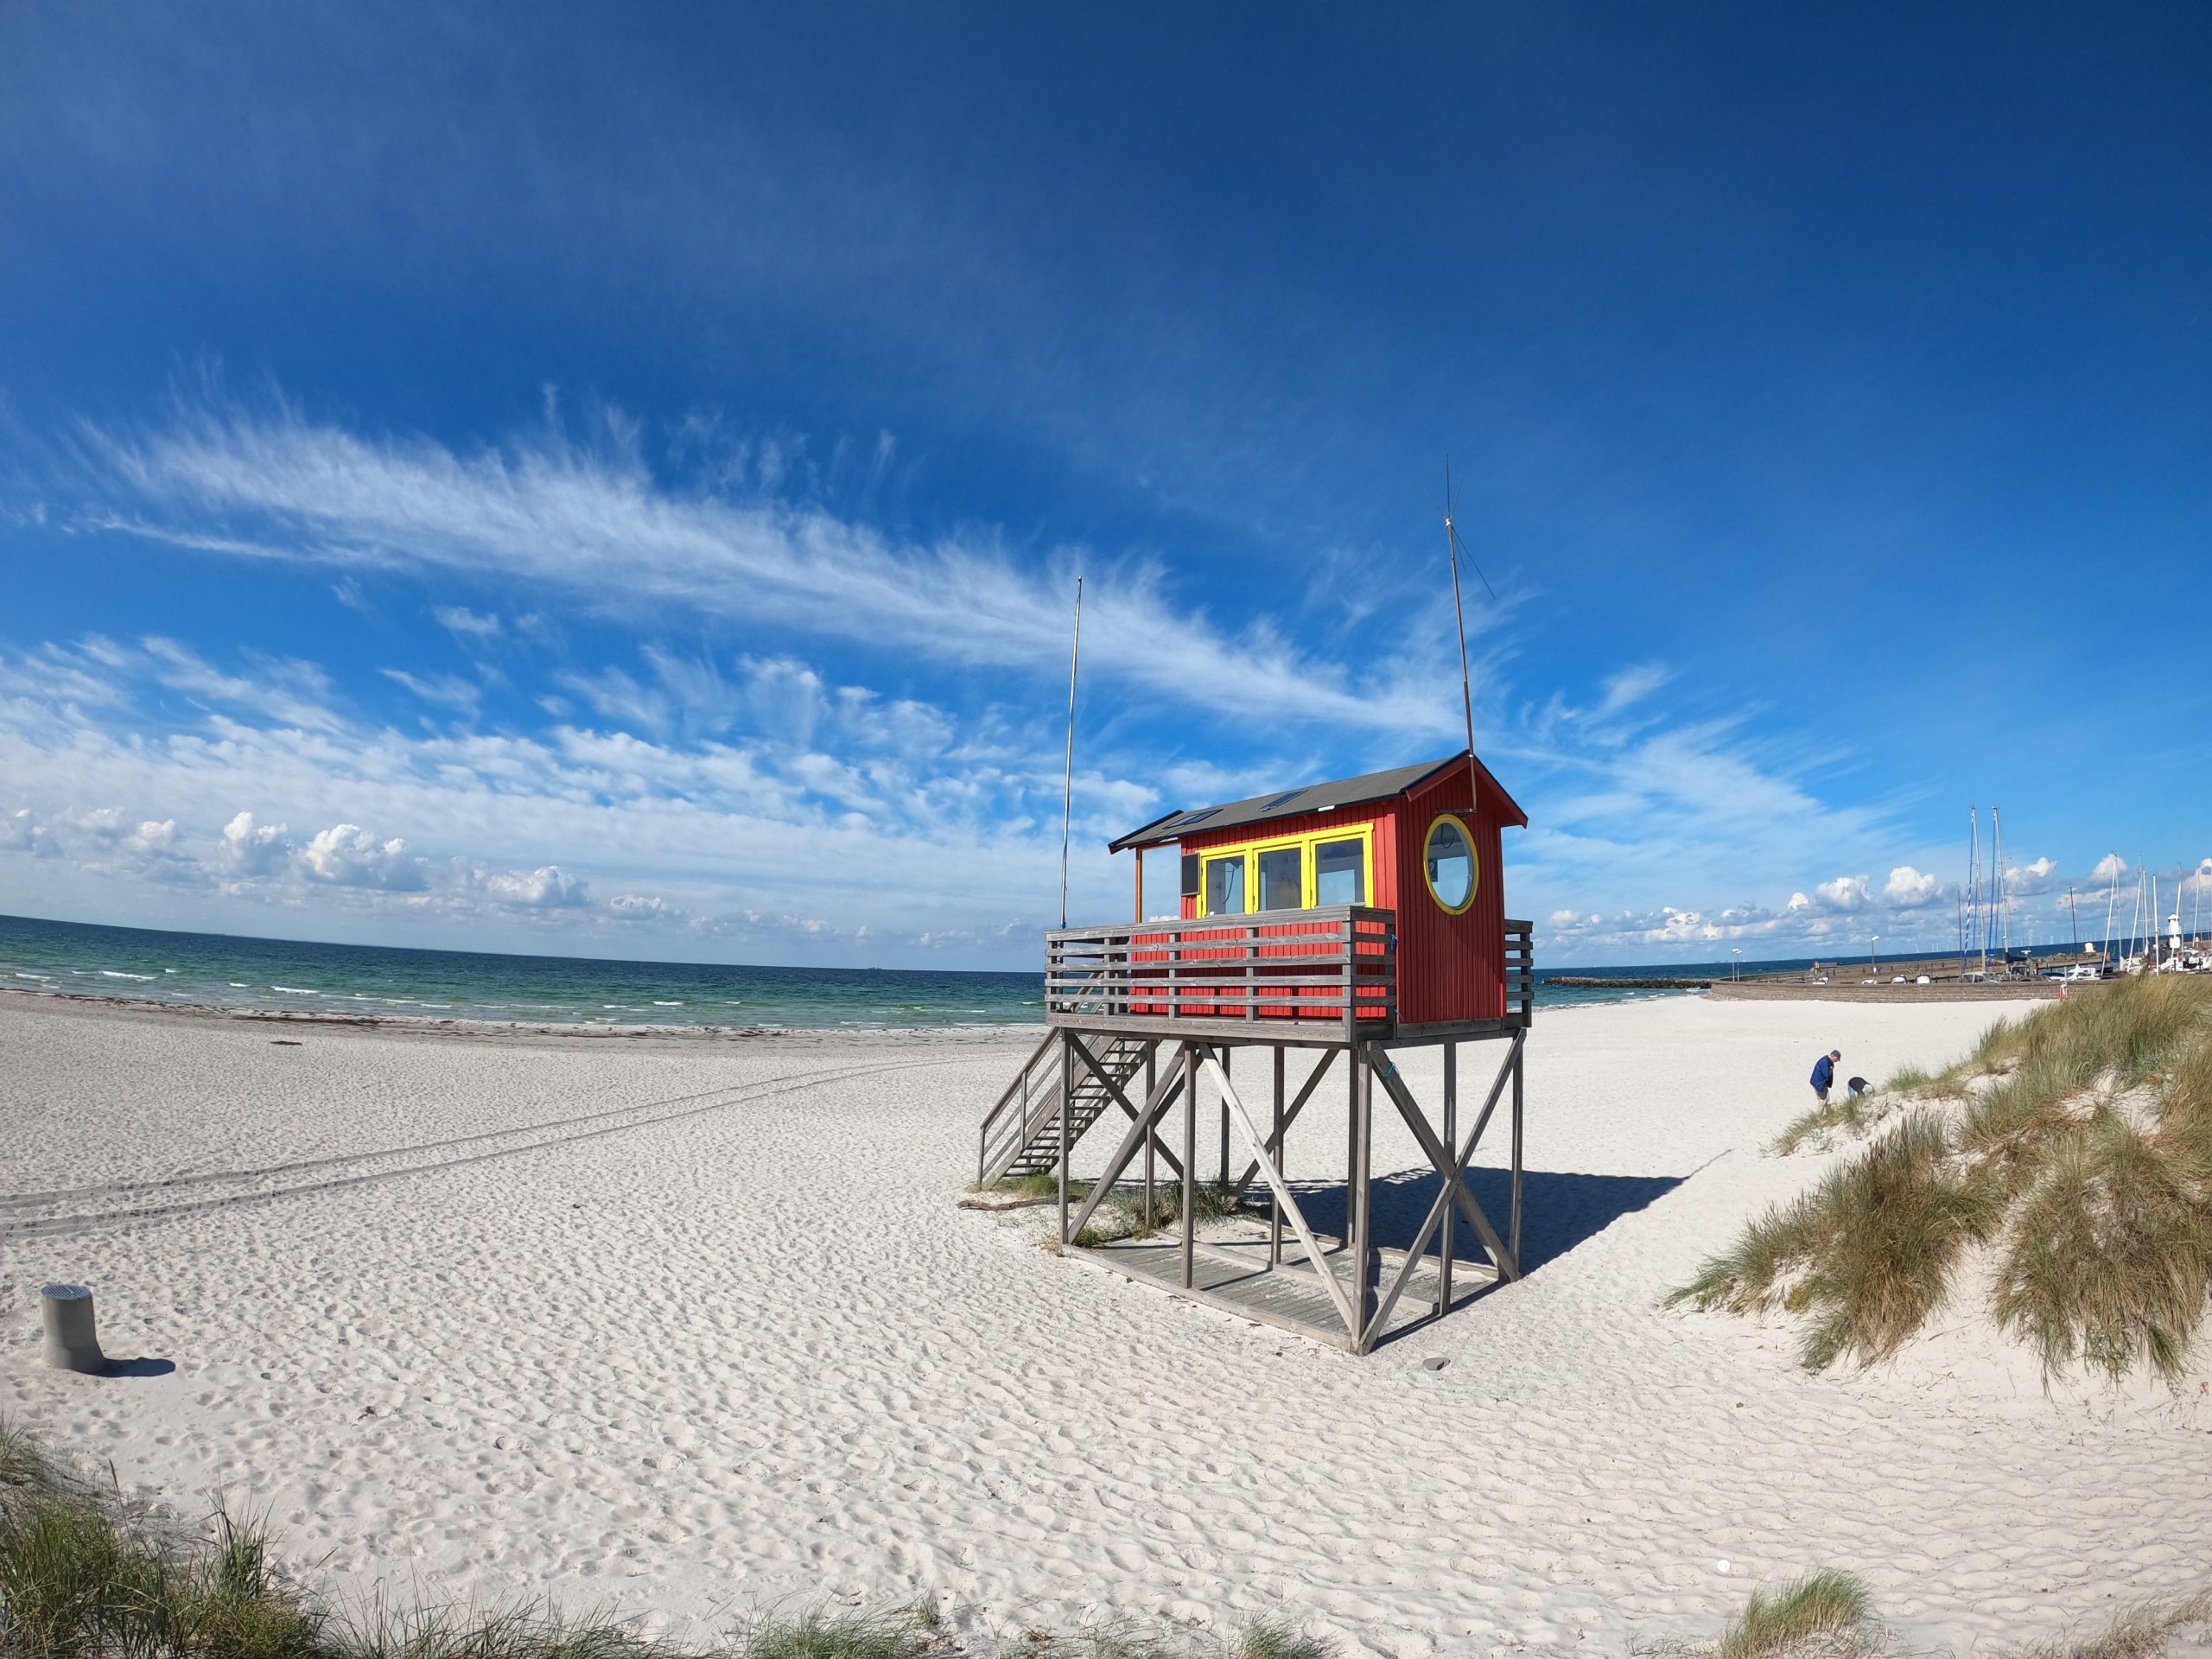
[0,1058,967,1239]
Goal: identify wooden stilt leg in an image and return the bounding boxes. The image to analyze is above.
[1440,1041,1456,1313]
[1345,1047,1357,1259]
[1218,1048,1230,1188]
[1181,1042,1196,1288]
[1511,1037,1524,1268]
[1270,1046,1284,1267]
[1344,1052,1362,1353]
[1143,1046,1156,1232]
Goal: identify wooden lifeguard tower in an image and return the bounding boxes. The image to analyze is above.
[976,752,1533,1354]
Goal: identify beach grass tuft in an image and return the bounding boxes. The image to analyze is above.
[1074,1179,1248,1248]
[5,1419,1353,1659]
[1716,1571,1872,1659]
[732,1605,933,1659]
[1771,1097,1871,1156]
[1222,1618,1334,1659]
[1993,1585,2212,1659]
[1990,1116,2212,1383]
[1675,974,2212,1380]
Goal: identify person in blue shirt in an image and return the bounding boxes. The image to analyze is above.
[1810,1049,1841,1103]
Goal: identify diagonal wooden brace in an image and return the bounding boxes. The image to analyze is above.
[1225,1046,1338,1202]
[1195,1048,1361,1342]
[1064,1040,1192,1242]
[1071,1037,1185,1180]
[1367,1037,1522,1276]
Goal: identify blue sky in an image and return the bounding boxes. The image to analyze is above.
[2,3,2207,968]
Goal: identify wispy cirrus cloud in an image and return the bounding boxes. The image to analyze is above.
[64,399,1473,737]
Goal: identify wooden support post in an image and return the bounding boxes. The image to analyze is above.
[1511,1035,1525,1267]
[1345,1046,1357,1258]
[1180,1041,1197,1288]
[1057,1032,1071,1246]
[1064,1039,1190,1242]
[1134,849,1144,923]
[1218,1046,1230,1188]
[1270,1045,1284,1267]
[1440,1040,1457,1313]
[1143,1046,1156,1232]
[1227,1046,1337,1201]
[1344,1052,1362,1353]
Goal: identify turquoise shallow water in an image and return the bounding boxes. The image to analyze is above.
[0,912,1702,1028]
[0,913,1044,1029]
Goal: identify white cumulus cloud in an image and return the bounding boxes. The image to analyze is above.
[1815,874,1871,911]
[480,865,588,908]
[301,823,425,890]
[221,810,289,874]
[1881,866,1942,907]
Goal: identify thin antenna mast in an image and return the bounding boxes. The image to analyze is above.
[1058,576,1084,930]
[1443,461,1484,800]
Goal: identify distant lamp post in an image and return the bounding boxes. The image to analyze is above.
[1730,947,1741,981]
[1869,934,1881,977]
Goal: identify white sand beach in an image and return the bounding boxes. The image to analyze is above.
[2,990,2206,1656]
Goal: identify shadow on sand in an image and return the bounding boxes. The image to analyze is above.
[1286,1165,1682,1277]
[101,1356,177,1378]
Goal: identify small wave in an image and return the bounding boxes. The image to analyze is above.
[15,972,50,980]
[652,1000,683,1007]
[100,970,158,981]
[421,1003,451,1009]
[228,982,250,988]
[270,985,320,995]
[163,968,178,974]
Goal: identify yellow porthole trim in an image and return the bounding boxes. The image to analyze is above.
[1196,823,1376,917]
[1422,812,1478,915]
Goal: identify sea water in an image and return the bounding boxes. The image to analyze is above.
[0,913,1041,1029]
[0,912,1907,1027]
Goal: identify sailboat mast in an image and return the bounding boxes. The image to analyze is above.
[1973,814,1991,982]
[1993,806,2008,963]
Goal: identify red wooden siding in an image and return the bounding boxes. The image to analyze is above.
[1145,765,1511,1027]
[1394,765,1508,1025]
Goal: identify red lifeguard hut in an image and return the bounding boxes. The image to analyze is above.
[976,752,1534,1355]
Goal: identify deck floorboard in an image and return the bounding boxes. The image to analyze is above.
[1071,1229,1498,1350]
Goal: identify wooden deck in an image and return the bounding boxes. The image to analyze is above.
[1071,1224,1501,1351]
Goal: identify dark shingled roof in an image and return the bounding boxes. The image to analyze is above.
[1109,754,1522,853]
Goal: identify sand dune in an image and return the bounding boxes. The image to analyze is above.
[2,992,2204,1656]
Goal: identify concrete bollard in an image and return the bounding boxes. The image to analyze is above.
[41,1283,106,1374]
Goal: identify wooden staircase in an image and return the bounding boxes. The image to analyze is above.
[976,1032,1158,1186]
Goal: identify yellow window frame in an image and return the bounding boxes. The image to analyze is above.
[1196,823,1376,917]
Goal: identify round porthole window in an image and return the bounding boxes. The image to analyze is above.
[1423,814,1478,913]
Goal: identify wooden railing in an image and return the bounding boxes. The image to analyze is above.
[1046,906,1397,1039]
[1505,918,1534,1027]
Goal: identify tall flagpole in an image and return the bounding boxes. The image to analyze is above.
[1058,576,1084,930]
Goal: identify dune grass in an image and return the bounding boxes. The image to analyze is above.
[0,1421,1332,1659]
[1675,975,2212,1380]
[1716,1571,1872,1659]
[1073,1179,1249,1248]
[1995,1586,2212,1659]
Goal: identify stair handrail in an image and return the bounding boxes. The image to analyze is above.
[977,1028,1059,1184]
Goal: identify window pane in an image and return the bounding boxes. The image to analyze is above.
[1314,839,1364,906]
[1258,847,1303,911]
[1205,855,1246,915]
[1425,818,1474,910]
